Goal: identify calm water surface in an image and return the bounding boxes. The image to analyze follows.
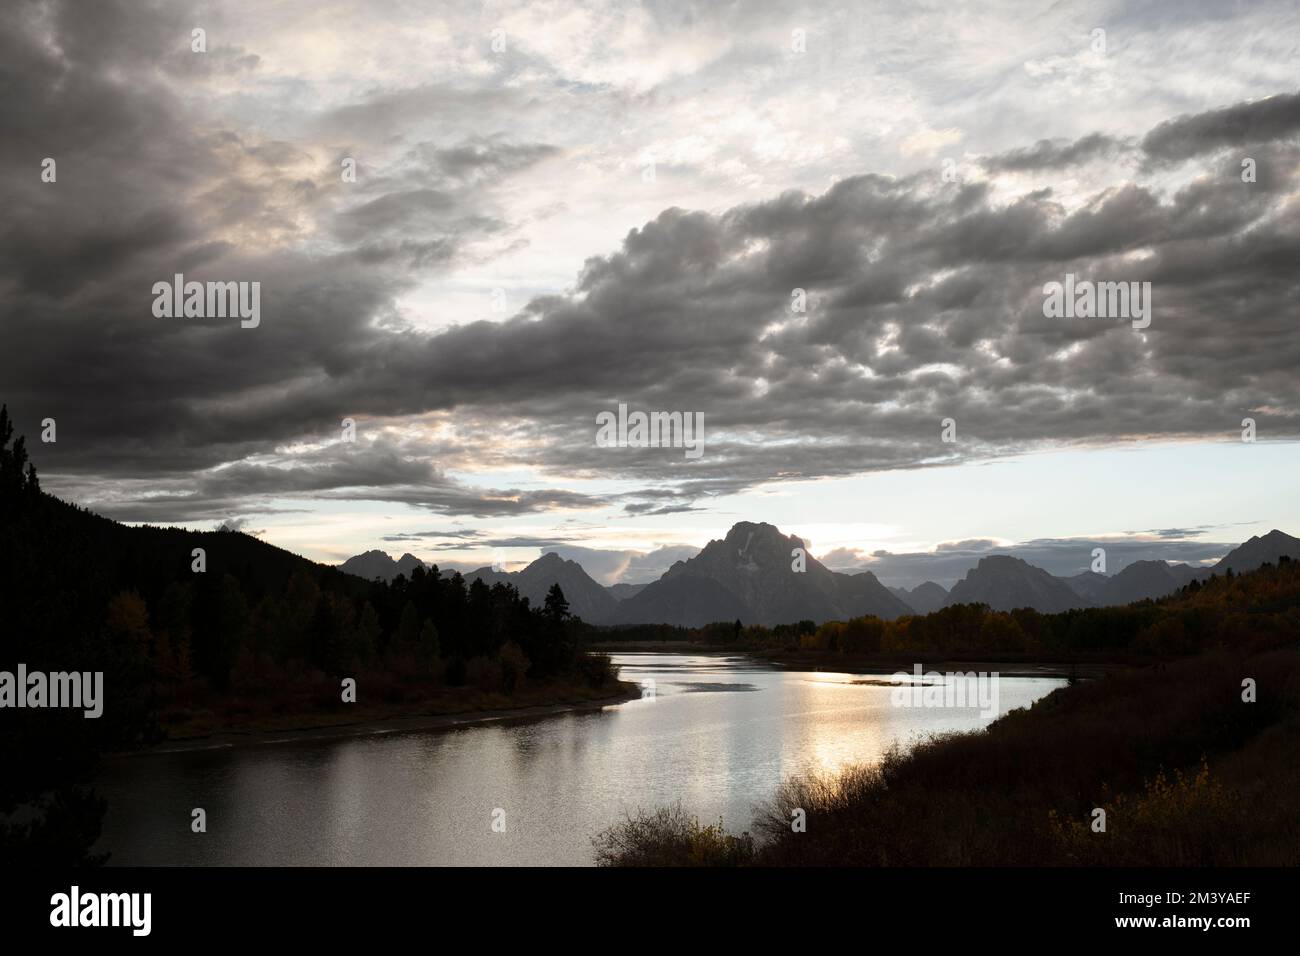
[95,653,1064,865]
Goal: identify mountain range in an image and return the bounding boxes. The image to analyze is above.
[340,526,1300,625]
[464,552,622,624]
[339,550,425,582]
[889,581,949,614]
[615,522,911,626]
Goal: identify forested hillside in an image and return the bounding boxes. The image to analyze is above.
[0,407,618,864]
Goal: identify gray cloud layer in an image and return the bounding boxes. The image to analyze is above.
[2,2,1297,527]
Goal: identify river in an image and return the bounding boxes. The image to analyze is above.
[93,652,1065,865]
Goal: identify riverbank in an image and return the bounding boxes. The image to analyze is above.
[89,649,1071,865]
[594,645,1300,866]
[124,680,643,755]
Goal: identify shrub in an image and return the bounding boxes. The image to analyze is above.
[1049,759,1243,865]
[498,641,529,693]
[592,805,755,866]
[576,651,617,688]
[594,647,1300,866]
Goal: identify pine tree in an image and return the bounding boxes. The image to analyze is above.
[0,404,40,502]
[543,583,570,623]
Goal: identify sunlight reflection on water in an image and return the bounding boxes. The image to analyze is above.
[95,652,1064,866]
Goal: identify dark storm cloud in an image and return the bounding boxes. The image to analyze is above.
[428,535,578,550]
[1141,91,1300,164]
[981,132,1126,172]
[2,1,1298,523]
[329,137,558,249]
[0,1,565,518]
[313,484,606,517]
[57,465,609,524]
[381,529,483,542]
[622,502,706,516]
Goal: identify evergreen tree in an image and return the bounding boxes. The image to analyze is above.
[543,583,570,623]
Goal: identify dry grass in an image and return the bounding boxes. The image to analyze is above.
[592,805,756,867]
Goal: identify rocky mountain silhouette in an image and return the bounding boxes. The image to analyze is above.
[1213,530,1300,574]
[338,550,424,582]
[606,582,648,600]
[945,555,1085,613]
[1061,570,1109,605]
[1089,560,1204,605]
[340,527,1300,624]
[889,581,948,614]
[464,552,621,624]
[617,522,911,626]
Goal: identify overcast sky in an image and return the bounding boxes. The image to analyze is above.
[3,0,1298,586]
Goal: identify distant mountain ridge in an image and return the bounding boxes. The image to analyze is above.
[1089,560,1204,606]
[618,522,912,626]
[338,550,424,582]
[945,555,1084,613]
[606,582,648,600]
[890,581,948,614]
[1062,570,1109,605]
[951,531,1300,612]
[1214,530,1300,575]
[338,527,1300,623]
[465,552,621,624]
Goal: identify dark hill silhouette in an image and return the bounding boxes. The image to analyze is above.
[0,405,608,863]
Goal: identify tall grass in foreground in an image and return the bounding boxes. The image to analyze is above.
[592,805,755,866]
[593,646,1300,866]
